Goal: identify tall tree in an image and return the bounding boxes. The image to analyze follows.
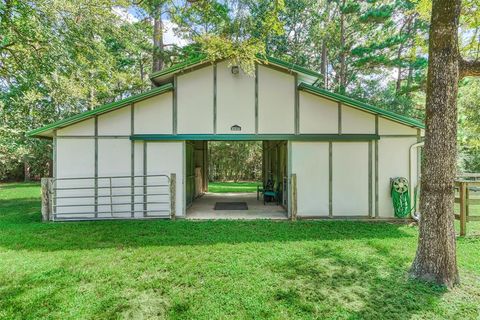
[410,0,480,287]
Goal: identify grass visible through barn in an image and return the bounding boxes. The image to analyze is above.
[0,182,479,319]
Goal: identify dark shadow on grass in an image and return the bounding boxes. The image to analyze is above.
[0,183,40,189]
[270,242,446,319]
[0,197,415,252]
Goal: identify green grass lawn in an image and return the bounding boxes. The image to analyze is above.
[208,181,260,193]
[1,183,480,319]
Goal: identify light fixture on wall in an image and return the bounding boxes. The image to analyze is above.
[231,125,241,131]
[231,65,240,75]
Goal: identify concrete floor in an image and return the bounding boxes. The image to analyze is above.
[186,193,288,220]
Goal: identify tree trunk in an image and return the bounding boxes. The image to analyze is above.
[409,0,461,287]
[321,41,328,88]
[152,3,164,73]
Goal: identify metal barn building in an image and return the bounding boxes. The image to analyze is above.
[28,56,424,221]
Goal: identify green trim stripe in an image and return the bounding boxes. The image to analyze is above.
[298,82,425,129]
[130,134,379,141]
[27,83,174,137]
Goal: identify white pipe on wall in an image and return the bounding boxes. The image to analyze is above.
[409,141,424,220]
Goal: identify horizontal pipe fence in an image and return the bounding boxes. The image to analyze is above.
[42,174,175,221]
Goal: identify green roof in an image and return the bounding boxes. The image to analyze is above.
[298,82,425,129]
[149,54,322,83]
[27,83,173,137]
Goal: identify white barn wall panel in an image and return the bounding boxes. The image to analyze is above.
[98,106,131,135]
[55,138,95,217]
[97,139,131,218]
[177,66,214,134]
[216,61,255,134]
[146,142,184,216]
[291,142,329,216]
[341,106,375,134]
[378,137,417,217]
[299,92,338,134]
[258,66,295,134]
[379,118,417,135]
[134,93,173,134]
[134,141,145,217]
[57,118,94,136]
[332,142,369,216]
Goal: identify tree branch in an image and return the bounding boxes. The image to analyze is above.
[460,58,480,78]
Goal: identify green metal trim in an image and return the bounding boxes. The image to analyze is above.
[294,73,299,134]
[130,134,380,141]
[150,54,208,80]
[298,83,425,129]
[263,55,322,78]
[27,83,174,137]
[173,76,178,134]
[338,102,342,134]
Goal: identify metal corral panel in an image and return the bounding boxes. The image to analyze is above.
[291,142,330,216]
[177,66,214,134]
[258,65,295,134]
[332,142,369,216]
[216,61,255,134]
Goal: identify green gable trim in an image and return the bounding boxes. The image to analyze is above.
[27,83,174,137]
[149,54,321,82]
[131,134,379,141]
[298,82,425,129]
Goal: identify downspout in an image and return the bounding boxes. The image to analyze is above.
[409,141,424,220]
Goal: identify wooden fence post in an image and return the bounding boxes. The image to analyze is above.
[170,173,176,220]
[459,181,467,236]
[41,178,53,222]
[291,174,297,221]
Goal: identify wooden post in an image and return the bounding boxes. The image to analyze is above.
[41,178,53,222]
[291,174,297,221]
[459,181,467,236]
[170,173,176,220]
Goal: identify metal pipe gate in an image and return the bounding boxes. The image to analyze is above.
[47,174,174,221]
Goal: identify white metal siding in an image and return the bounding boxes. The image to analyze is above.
[98,106,131,136]
[57,118,94,136]
[341,105,376,134]
[55,139,95,216]
[332,142,369,216]
[146,142,184,216]
[291,142,329,216]
[97,139,131,218]
[379,118,417,135]
[299,92,338,134]
[378,137,417,217]
[216,61,255,134]
[258,66,295,134]
[177,66,214,134]
[134,93,173,134]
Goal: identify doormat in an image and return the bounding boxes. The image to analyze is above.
[214,202,248,210]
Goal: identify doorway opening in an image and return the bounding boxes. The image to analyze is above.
[185,140,288,219]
